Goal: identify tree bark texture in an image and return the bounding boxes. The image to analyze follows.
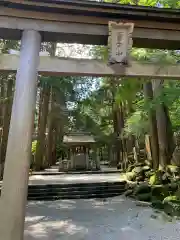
[144,80,159,170]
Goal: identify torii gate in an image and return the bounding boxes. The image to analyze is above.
[0,1,180,240]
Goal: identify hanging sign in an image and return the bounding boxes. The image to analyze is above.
[108,21,134,65]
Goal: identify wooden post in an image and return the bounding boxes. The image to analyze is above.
[0,30,41,240]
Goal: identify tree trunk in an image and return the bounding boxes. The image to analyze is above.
[52,127,58,166]
[34,83,50,171]
[0,78,13,178]
[164,105,175,160]
[112,105,121,166]
[46,87,55,167]
[153,80,171,169]
[44,43,58,168]
[0,78,5,151]
[0,78,5,128]
[144,81,159,170]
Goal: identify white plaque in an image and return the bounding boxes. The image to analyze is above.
[108,21,134,65]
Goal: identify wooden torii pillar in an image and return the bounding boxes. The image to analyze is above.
[0,30,41,240]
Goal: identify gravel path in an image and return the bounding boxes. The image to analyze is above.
[25,196,180,240]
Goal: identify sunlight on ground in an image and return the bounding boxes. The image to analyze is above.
[25,196,180,240]
[28,173,124,185]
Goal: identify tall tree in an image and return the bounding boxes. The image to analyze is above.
[143,80,159,169]
[0,77,14,178]
[34,81,50,170]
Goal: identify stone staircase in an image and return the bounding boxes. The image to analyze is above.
[27,181,126,200]
[0,181,126,201]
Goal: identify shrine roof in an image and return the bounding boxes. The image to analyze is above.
[1,0,179,23]
[63,134,95,144]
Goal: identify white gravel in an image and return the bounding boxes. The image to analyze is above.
[25,196,180,240]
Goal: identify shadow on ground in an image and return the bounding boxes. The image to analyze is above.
[25,196,180,240]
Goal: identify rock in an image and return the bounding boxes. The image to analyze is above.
[167,182,178,193]
[163,195,179,204]
[145,169,154,178]
[136,175,145,182]
[135,163,144,167]
[171,146,180,167]
[126,164,135,173]
[174,188,180,199]
[132,166,143,174]
[167,165,180,176]
[152,200,164,210]
[151,214,158,219]
[163,199,180,216]
[126,172,136,181]
[175,176,180,181]
[149,174,158,185]
[136,193,152,202]
[149,172,162,185]
[124,189,133,197]
[162,172,171,184]
[151,185,169,201]
[145,159,153,167]
[142,165,151,172]
[136,201,152,207]
[134,184,151,195]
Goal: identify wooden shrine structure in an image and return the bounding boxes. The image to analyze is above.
[59,132,100,171]
[0,1,180,240]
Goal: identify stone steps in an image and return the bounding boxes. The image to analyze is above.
[28,192,125,201]
[0,181,127,201]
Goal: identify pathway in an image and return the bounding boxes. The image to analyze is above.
[25,196,180,240]
[32,165,121,175]
[28,173,123,185]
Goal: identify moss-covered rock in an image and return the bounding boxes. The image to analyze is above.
[163,195,179,204]
[152,200,164,210]
[174,188,180,199]
[151,185,169,201]
[124,189,134,197]
[132,166,144,174]
[142,166,151,172]
[145,169,154,178]
[126,164,135,173]
[167,165,180,175]
[126,172,136,181]
[136,192,152,202]
[163,199,180,216]
[162,172,171,184]
[149,174,159,185]
[134,184,151,195]
[135,163,145,167]
[136,175,145,182]
[149,171,162,185]
[167,182,178,193]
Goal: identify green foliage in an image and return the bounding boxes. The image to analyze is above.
[149,172,161,185]
[123,110,148,138]
[163,195,179,203]
[31,141,37,155]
